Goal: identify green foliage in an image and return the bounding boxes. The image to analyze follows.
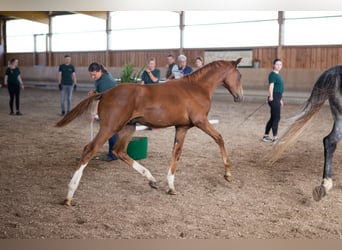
[120,63,145,83]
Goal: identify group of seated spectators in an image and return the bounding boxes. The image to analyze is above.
[141,54,204,85]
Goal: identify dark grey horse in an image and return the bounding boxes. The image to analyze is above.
[269,65,342,201]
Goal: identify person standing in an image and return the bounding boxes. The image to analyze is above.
[4,58,24,115]
[58,55,77,116]
[175,54,193,79]
[263,58,284,143]
[166,54,178,80]
[141,58,160,85]
[88,62,118,162]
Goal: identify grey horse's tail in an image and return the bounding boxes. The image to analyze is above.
[268,66,342,164]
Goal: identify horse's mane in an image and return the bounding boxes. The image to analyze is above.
[181,60,232,83]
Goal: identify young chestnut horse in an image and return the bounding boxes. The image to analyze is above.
[56,59,243,206]
[269,65,342,201]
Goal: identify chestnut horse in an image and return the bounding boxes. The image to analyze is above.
[56,59,243,206]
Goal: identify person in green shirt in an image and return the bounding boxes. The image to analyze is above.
[4,58,24,115]
[141,57,160,84]
[58,55,77,116]
[88,62,118,161]
[263,58,284,143]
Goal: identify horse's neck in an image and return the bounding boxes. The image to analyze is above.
[197,68,226,95]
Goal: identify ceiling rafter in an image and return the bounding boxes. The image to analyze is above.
[0,11,50,24]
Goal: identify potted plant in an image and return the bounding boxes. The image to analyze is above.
[252,58,260,68]
[120,63,144,83]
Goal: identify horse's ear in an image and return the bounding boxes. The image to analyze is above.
[236,58,242,65]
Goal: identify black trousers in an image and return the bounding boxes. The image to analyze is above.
[8,84,21,112]
[265,92,282,136]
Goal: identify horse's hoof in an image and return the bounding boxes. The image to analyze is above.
[63,199,72,206]
[224,174,233,182]
[149,181,158,189]
[167,189,177,195]
[313,185,326,201]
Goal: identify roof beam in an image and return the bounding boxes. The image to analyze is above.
[0,11,49,24]
[75,11,108,20]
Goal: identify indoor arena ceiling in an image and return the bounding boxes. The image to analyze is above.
[0,11,108,24]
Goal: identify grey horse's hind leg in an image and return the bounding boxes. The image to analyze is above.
[313,116,342,201]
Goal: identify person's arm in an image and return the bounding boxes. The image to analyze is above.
[58,71,62,85]
[90,100,99,123]
[72,72,77,85]
[268,83,274,101]
[18,75,24,90]
[148,70,160,83]
[4,75,8,86]
[140,71,147,85]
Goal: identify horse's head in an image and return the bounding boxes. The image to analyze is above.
[223,58,243,102]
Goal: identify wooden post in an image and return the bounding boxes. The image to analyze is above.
[105,11,111,67]
[179,11,184,55]
[46,14,53,66]
[277,11,285,60]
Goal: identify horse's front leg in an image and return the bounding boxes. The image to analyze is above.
[195,120,232,182]
[167,126,189,195]
[313,120,342,201]
[64,131,109,206]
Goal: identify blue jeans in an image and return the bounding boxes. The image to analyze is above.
[60,85,73,113]
[108,133,119,160]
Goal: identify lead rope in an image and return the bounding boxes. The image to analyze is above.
[238,101,267,127]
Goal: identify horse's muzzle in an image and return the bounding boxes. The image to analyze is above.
[234,94,243,102]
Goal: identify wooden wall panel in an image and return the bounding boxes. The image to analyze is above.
[3,45,341,70]
[282,46,342,70]
[252,47,277,68]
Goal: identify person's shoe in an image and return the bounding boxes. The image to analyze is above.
[272,137,279,143]
[105,155,118,162]
[16,111,23,115]
[9,111,14,115]
[61,111,65,116]
[262,135,272,142]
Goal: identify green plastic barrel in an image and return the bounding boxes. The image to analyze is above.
[127,136,148,160]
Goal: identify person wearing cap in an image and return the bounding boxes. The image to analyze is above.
[174,54,193,79]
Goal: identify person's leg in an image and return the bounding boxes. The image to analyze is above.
[271,94,282,139]
[8,85,15,114]
[14,85,21,114]
[60,85,66,115]
[66,85,73,113]
[107,133,119,161]
[263,101,273,142]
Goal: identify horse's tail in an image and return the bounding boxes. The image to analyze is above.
[268,68,339,164]
[55,93,102,127]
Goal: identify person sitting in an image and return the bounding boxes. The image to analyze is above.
[141,57,160,85]
[174,54,193,79]
[166,54,178,80]
[195,56,204,68]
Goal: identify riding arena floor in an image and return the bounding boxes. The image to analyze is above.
[1,86,342,239]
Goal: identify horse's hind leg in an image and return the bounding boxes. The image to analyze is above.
[64,130,110,206]
[313,118,342,201]
[115,124,157,188]
[195,120,232,182]
[167,126,189,195]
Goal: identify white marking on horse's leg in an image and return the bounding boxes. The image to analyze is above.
[66,163,88,202]
[322,178,333,192]
[132,161,156,183]
[167,168,175,192]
